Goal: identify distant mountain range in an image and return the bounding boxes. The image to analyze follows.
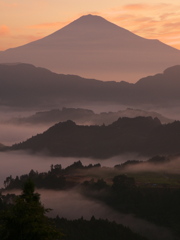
[8,117,180,158]
[0,15,180,82]
[0,63,180,108]
[9,107,173,125]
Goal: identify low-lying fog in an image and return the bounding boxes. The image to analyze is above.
[0,108,48,145]
[42,190,179,240]
[1,108,180,240]
[0,150,143,188]
[4,188,177,240]
[1,104,180,146]
[1,149,180,240]
[0,124,48,146]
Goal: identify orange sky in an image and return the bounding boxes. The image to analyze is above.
[0,1,180,51]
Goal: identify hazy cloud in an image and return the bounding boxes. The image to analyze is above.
[0,2,18,8]
[29,21,68,30]
[122,157,180,175]
[160,12,175,21]
[102,3,180,49]
[13,34,42,42]
[0,25,10,36]
[0,123,47,145]
[123,4,148,11]
[123,3,175,12]
[0,149,144,188]
[163,21,180,29]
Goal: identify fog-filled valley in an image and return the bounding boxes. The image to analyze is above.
[1,123,180,240]
[0,151,123,186]
[1,151,180,240]
[1,100,180,239]
[1,13,180,240]
[3,188,175,240]
[0,105,177,147]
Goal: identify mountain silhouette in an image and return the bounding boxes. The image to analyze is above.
[0,15,180,82]
[10,107,173,126]
[1,63,180,108]
[10,117,163,158]
[10,116,180,158]
[9,116,180,158]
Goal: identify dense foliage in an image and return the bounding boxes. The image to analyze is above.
[3,161,101,190]
[0,180,62,240]
[0,179,148,240]
[2,161,180,238]
[54,216,148,240]
[82,175,180,238]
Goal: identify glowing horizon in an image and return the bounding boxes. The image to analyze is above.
[0,1,180,51]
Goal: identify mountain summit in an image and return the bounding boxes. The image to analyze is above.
[0,14,180,82]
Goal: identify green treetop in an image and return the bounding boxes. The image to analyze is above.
[0,179,62,240]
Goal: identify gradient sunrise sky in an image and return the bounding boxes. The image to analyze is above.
[0,0,180,51]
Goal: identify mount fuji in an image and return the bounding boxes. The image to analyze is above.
[0,14,180,82]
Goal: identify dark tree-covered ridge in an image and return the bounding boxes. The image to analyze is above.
[55,216,148,240]
[9,116,180,157]
[3,161,101,190]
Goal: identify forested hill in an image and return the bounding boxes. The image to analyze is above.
[1,63,180,108]
[8,116,180,158]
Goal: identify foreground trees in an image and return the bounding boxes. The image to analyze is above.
[0,180,148,240]
[0,180,62,240]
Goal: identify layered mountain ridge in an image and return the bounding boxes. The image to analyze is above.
[9,107,173,126]
[0,63,180,108]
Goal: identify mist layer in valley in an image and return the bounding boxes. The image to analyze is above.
[0,14,180,240]
[7,107,174,127]
[0,150,145,188]
[0,106,175,148]
[4,188,176,240]
[1,147,180,240]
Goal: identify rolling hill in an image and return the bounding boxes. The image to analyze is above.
[0,63,180,108]
[9,117,180,158]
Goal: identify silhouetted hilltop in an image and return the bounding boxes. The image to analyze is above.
[10,107,173,125]
[0,63,108,107]
[134,65,180,104]
[10,116,180,158]
[110,116,161,130]
[0,15,180,82]
[10,108,95,125]
[0,143,5,150]
[1,63,180,108]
